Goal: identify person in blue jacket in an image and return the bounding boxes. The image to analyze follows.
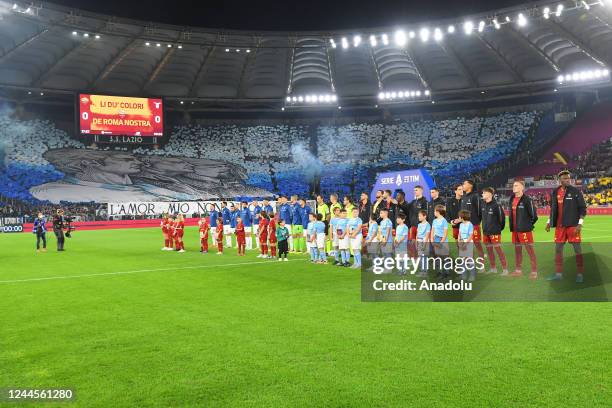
[32,212,47,252]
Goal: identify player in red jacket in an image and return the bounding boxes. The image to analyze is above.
[257,211,270,258]
[198,216,210,253]
[268,214,277,258]
[174,214,185,252]
[215,218,223,255]
[235,216,246,256]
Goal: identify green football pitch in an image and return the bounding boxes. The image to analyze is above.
[1,217,611,407]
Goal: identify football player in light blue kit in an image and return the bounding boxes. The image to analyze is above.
[329,207,342,264]
[336,209,351,267]
[431,204,450,278]
[365,214,380,257]
[314,214,327,263]
[378,208,394,257]
[306,213,318,262]
[394,214,409,275]
[347,207,363,268]
[416,210,431,277]
[458,210,476,281]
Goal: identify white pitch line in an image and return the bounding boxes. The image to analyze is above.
[0,259,303,285]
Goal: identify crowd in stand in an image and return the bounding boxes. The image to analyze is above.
[5,106,612,221]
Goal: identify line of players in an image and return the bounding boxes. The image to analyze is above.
[159,170,587,282]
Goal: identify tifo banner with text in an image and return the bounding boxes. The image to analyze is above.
[79,94,163,136]
[107,201,279,217]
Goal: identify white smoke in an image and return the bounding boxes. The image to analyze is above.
[290,143,322,181]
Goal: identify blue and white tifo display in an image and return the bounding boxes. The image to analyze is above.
[370,169,436,202]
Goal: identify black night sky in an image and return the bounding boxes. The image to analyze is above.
[48,0,532,31]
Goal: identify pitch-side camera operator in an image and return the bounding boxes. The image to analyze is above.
[52,209,69,251]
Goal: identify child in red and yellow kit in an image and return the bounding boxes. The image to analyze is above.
[198,217,210,253]
[215,218,224,255]
[235,216,246,256]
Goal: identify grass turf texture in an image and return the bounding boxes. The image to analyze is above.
[1,217,611,407]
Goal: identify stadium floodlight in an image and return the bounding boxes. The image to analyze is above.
[381,33,389,45]
[409,31,416,39]
[425,89,430,96]
[95,34,100,39]
[281,107,285,111]
[416,90,421,96]
[582,1,590,10]
[167,44,172,48]
[543,7,550,19]
[305,95,311,102]
[370,35,377,47]
[246,49,250,53]
[517,13,527,27]
[225,48,229,52]
[25,7,30,12]
[286,96,291,102]
[420,28,430,42]
[478,21,485,33]
[378,92,385,100]
[156,43,161,47]
[331,94,337,102]
[298,96,304,102]
[390,91,397,98]
[434,27,443,42]
[72,31,78,35]
[292,96,297,102]
[448,25,455,34]
[341,37,349,49]
[385,92,391,99]
[177,45,182,49]
[394,30,407,46]
[603,68,610,76]
[556,4,564,17]
[145,42,150,46]
[83,33,89,38]
[40,92,44,96]
[180,101,184,104]
[330,39,337,48]
[12,3,17,9]
[464,21,474,35]
[505,16,511,22]
[398,91,404,98]
[236,49,240,52]
[493,18,501,29]
[353,35,362,47]
[557,74,564,83]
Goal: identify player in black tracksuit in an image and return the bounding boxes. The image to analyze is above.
[427,188,446,224]
[481,188,508,274]
[459,180,484,259]
[545,170,587,282]
[508,181,538,278]
[445,184,463,244]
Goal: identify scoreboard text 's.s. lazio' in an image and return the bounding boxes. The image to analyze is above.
[79,94,163,137]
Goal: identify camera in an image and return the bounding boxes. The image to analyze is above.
[64,216,76,238]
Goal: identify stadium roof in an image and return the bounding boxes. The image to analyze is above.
[0,0,612,110]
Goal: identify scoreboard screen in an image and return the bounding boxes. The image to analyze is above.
[78,94,163,137]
